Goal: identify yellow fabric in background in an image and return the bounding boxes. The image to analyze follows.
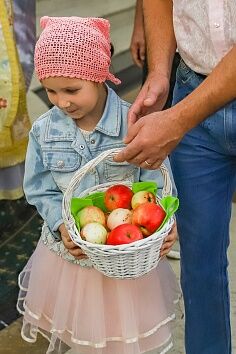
[0,0,31,168]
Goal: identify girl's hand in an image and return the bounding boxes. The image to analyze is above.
[160,222,177,258]
[59,223,88,260]
[0,98,7,109]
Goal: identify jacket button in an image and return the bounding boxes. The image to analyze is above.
[90,139,95,144]
[57,160,65,168]
[79,144,85,149]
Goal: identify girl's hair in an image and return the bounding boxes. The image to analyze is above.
[34,16,120,85]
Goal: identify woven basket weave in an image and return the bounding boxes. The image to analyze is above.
[62,148,174,279]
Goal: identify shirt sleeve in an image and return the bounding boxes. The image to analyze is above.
[23,126,63,240]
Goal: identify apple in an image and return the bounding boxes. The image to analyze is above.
[104,184,134,211]
[107,208,133,230]
[106,223,143,245]
[81,222,107,244]
[131,190,156,209]
[132,202,166,236]
[78,206,106,228]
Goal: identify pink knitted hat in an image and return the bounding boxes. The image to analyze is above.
[34,16,121,85]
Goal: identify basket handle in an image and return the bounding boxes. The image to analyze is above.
[62,148,172,226]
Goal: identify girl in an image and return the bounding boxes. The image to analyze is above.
[17,16,180,354]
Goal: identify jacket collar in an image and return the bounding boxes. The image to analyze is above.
[94,85,121,137]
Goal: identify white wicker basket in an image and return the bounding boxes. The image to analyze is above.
[62,148,175,279]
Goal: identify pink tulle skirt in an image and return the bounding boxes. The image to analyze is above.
[17,241,181,354]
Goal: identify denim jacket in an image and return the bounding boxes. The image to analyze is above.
[24,86,175,265]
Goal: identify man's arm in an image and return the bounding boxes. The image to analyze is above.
[128,0,176,125]
[143,0,176,81]
[115,45,236,168]
[130,0,146,68]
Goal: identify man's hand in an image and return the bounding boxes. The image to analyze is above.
[115,107,184,169]
[130,0,146,68]
[127,72,170,127]
[160,222,177,258]
[117,46,236,169]
[130,22,146,68]
[59,224,87,260]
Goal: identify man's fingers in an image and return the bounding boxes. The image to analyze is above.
[113,142,141,164]
[114,119,144,163]
[124,118,144,144]
[139,46,146,62]
[127,101,143,128]
[114,134,143,163]
[135,55,143,68]
[132,51,141,68]
[127,82,152,127]
[113,149,126,163]
[143,86,162,107]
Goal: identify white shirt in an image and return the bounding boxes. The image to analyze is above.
[173,0,236,75]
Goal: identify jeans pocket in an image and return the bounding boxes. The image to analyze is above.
[200,100,236,153]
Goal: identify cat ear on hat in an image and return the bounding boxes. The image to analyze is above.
[40,16,51,29]
[90,17,110,38]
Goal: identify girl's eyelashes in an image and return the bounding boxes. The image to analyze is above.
[45,88,80,94]
[45,88,55,93]
[65,89,79,94]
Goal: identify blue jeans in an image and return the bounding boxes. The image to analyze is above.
[170,60,236,354]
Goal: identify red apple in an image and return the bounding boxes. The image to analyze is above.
[131,190,156,209]
[81,222,107,244]
[107,208,133,230]
[78,206,106,228]
[132,202,166,236]
[104,184,134,211]
[106,223,143,245]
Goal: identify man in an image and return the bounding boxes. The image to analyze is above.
[130,0,181,260]
[115,0,236,353]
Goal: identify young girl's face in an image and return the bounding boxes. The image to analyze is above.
[42,77,107,129]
